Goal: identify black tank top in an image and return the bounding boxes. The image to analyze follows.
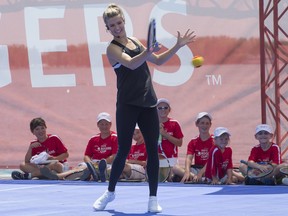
[111,38,157,107]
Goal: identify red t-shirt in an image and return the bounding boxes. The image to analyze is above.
[187,135,214,166]
[31,134,68,163]
[248,143,281,164]
[128,142,147,161]
[158,118,184,158]
[205,145,233,179]
[84,131,118,160]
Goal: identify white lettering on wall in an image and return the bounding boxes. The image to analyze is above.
[84,4,107,86]
[151,0,193,86]
[24,6,76,87]
[206,75,222,85]
[0,45,11,88]
[2,3,195,88]
[0,13,12,87]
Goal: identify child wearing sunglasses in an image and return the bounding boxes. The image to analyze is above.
[156,98,184,181]
[239,124,282,185]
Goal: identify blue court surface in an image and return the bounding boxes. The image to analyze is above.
[0,170,287,216]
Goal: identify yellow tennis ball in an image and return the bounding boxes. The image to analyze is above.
[192,55,204,68]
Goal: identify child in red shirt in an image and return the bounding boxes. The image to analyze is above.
[205,127,243,184]
[239,124,281,185]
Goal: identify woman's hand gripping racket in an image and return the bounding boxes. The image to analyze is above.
[147,18,159,52]
[158,134,171,182]
[240,160,274,179]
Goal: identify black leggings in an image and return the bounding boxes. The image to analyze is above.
[108,104,159,196]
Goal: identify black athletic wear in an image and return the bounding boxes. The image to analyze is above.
[108,38,159,196]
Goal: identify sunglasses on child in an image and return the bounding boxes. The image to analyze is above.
[157,106,169,110]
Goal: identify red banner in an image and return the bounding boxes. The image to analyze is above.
[0,0,261,167]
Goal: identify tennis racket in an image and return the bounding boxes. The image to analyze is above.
[240,160,274,179]
[158,134,171,182]
[147,18,158,51]
[86,162,99,182]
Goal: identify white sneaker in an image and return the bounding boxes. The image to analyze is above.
[148,196,162,213]
[93,190,115,211]
[282,177,288,185]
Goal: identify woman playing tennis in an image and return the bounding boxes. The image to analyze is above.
[93,3,196,213]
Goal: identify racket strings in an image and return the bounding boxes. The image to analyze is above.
[158,134,169,163]
[248,164,274,178]
[130,168,146,176]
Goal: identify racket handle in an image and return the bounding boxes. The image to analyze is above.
[240,160,248,165]
[158,134,162,146]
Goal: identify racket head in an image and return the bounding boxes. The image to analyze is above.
[147,18,156,51]
[158,167,170,182]
[86,162,99,181]
[40,167,59,180]
[64,170,85,181]
[158,154,171,182]
[247,163,274,179]
[280,166,288,175]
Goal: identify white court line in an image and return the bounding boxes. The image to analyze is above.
[0,184,55,192]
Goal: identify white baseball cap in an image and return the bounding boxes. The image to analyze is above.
[255,124,273,135]
[156,98,170,107]
[195,112,212,122]
[97,112,111,123]
[214,127,231,137]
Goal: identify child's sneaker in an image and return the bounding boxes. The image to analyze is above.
[98,159,107,182]
[244,177,263,185]
[11,171,31,180]
[261,177,276,185]
[93,190,115,211]
[80,168,91,181]
[282,177,288,185]
[148,196,162,213]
